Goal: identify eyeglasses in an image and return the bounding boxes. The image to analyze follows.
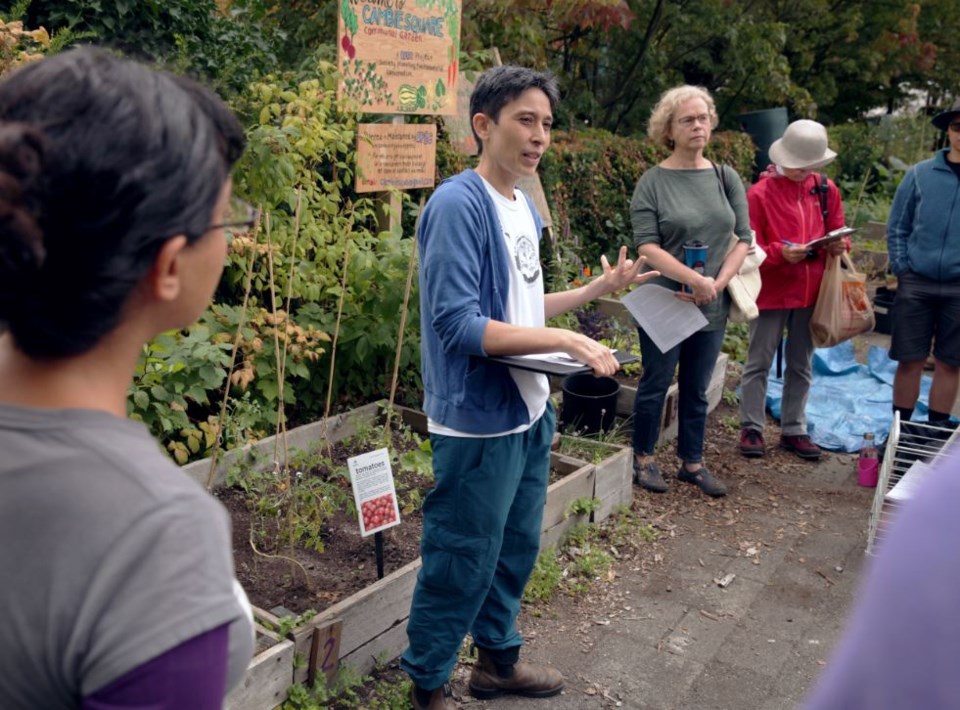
[949,121,960,133]
[676,113,711,128]
[206,196,260,233]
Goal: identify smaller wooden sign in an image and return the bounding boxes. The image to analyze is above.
[308,619,343,687]
[356,123,437,193]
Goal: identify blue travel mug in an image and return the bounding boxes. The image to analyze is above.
[682,240,708,293]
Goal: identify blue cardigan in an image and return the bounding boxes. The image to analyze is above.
[887,148,960,281]
[417,169,544,434]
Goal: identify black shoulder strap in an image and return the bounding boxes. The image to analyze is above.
[711,161,728,200]
[817,173,829,223]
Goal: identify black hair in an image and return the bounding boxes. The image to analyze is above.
[469,65,559,155]
[0,47,246,359]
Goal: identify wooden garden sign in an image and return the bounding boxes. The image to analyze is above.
[355,123,437,193]
[337,0,462,115]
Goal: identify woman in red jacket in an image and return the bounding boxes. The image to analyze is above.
[739,120,849,460]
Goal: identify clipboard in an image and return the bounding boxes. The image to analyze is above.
[805,226,856,250]
[489,350,638,376]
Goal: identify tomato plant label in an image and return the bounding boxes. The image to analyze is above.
[348,447,401,537]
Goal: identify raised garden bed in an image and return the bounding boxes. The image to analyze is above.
[187,402,610,707]
[225,621,295,710]
[555,435,632,524]
[199,393,707,708]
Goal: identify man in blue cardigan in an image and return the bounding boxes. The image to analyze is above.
[402,65,656,710]
[887,98,960,430]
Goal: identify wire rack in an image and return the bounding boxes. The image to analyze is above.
[866,412,960,555]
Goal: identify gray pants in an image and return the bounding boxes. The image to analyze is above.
[740,307,816,436]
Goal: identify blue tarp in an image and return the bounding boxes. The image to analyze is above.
[762,340,933,453]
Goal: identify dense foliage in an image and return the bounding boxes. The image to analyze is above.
[22,0,284,94]
[543,128,755,268]
[463,0,959,133]
[127,63,427,462]
[5,1,952,462]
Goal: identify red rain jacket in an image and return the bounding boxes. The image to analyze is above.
[747,166,847,310]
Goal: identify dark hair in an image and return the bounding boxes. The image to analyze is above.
[469,65,559,155]
[0,47,245,359]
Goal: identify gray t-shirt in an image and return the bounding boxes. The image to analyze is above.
[0,404,253,708]
[630,164,752,330]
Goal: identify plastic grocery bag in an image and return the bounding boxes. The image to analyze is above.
[809,252,875,347]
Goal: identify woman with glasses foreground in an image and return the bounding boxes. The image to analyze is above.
[886,98,960,433]
[738,120,848,461]
[0,48,253,708]
[629,85,752,498]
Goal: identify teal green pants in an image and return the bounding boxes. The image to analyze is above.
[401,404,555,690]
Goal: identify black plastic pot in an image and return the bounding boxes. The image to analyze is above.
[560,374,620,435]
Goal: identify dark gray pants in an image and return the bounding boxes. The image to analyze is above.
[740,307,815,436]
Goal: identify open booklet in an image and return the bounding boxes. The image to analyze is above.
[803,226,856,251]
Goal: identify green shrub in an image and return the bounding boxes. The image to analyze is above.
[27,0,284,95]
[829,115,940,227]
[541,128,756,270]
[128,62,422,462]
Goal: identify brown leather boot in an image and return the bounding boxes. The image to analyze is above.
[468,647,564,700]
[410,682,456,710]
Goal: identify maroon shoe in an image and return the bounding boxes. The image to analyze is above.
[780,434,821,460]
[739,428,765,458]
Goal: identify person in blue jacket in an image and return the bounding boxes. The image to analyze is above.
[401,65,658,710]
[887,97,960,430]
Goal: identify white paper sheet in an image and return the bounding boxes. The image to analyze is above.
[621,284,708,353]
[885,459,934,503]
[516,352,588,368]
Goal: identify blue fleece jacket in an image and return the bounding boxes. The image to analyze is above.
[887,148,960,281]
[417,169,544,434]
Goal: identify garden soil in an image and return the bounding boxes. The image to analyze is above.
[219,447,574,616]
[217,432,429,615]
[441,361,875,709]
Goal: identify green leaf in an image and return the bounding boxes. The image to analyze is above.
[132,390,149,409]
[150,385,170,402]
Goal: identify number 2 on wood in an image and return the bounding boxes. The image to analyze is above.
[321,636,336,672]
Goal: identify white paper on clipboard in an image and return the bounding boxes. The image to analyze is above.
[621,284,708,353]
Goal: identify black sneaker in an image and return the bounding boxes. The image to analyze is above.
[676,465,727,497]
[633,460,668,493]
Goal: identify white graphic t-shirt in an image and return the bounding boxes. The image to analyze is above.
[428,178,549,437]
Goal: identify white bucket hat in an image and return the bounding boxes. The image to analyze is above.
[768,119,837,170]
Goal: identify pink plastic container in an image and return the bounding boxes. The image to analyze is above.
[857,458,879,487]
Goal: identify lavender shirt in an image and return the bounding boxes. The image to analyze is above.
[806,448,960,708]
[83,624,229,709]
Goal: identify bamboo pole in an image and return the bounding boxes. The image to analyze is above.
[383,196,424,440]
[264,214,286,466]
[275,187,304,466]
[320,242,352,460]
[205,216,261,491]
